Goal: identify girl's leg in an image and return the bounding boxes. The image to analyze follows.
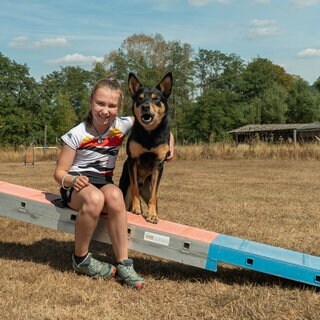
[101,184,128,262]
[68,184,116,279]
[101,184,145,288]
[68,184,105,257]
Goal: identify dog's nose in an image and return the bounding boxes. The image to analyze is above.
[141,103,150,112]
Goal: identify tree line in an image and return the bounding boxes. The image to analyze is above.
[1,33,320,148]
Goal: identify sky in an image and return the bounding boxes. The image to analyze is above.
[1,0,320,84]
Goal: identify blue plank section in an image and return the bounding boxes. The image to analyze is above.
[204,253,218,272]
[205,234,320,287]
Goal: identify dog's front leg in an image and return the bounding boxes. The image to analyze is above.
[128,159,142,215]
[145,165,162,224]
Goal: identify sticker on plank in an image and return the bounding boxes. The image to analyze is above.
[144,231,170,246]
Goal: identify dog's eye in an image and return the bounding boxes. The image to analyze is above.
[135,98,143,105]
[151,93,160,104]
[153,97,161,105]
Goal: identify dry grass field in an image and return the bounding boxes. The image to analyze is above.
[0,153,320,319]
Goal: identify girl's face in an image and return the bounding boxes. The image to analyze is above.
[90,87,121,129]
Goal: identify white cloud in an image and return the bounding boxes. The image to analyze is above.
[291,0,320,8]
[253,0,271,3]
[35,38,68,48]
[8,36,69,49]
[249,27,282,37]
[250,19,276,27]
[46,53,104,65]
[297,48,320,58]
[248,19,282,38]
[8,36,30,48]
[188,0,229,6]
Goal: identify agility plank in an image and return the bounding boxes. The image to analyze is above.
[0,180,320,288]
[0,181,218,271]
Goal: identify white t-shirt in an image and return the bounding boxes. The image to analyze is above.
[61,116,133,184]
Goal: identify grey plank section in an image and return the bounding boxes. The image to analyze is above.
[0,191,214,271]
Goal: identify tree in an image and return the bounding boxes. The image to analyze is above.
[241,83,288,124]
[104,34,195,141]
[239,57,298,125]
[52,93,78,139]
[0,52,43,147]
[104,33,168,82]
[242,57,293,100]
[194,49,245,94]
[2,34,320,147]
[164,40,195,141]
[40,66,95,122]
[91,62,108,79]
[188,49,245,141]
[286,78,320,123]
[260,84,288,123]
[183,88,242,142]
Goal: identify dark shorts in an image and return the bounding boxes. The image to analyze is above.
[60,174,114,207]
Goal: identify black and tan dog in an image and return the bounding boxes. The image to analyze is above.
[119,72,173,224]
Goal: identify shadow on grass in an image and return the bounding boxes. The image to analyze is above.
[0,238,317,291]
[137,255,318,291]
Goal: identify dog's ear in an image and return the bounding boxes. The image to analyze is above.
[128,73,142,94]
[156,72,173,99]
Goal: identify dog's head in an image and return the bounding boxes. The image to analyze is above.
[128,72,173,131]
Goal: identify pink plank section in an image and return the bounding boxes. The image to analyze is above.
[0,180,219,244]
[127,213,219,244]
[0,181,52,204]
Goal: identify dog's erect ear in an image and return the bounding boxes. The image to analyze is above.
[156,72,173,99]
[128,73,142,94]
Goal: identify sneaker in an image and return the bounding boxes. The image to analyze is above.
[116,259,146,289]
[72,252,116,280]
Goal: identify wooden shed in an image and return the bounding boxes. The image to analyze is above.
[229,122,320,145]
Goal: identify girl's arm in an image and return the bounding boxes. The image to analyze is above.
[166,132,174,161]
[54,144,89,191]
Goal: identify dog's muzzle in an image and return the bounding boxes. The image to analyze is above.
[140,104,154,124]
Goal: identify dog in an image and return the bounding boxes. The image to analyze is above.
[119,72,173,224]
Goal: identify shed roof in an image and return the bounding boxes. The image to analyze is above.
[229,122,320,134]
[297,122,320,131]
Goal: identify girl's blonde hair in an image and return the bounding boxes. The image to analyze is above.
[85,78,124,125]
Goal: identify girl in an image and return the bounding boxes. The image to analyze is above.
[54,78,146,288]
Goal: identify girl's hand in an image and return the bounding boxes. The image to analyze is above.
[72,175,90,192]
[166,132,174,161]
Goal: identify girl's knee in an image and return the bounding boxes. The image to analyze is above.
[107,187,123,202]
[83,190,105,217]
[104,186,126,213]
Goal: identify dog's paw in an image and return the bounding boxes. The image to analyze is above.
[131,208,142,215]
[145,214,159,224]
[131,199,142,215]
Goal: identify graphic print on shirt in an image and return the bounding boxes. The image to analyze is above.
[62,117,133,179]
[76,121,130,176]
